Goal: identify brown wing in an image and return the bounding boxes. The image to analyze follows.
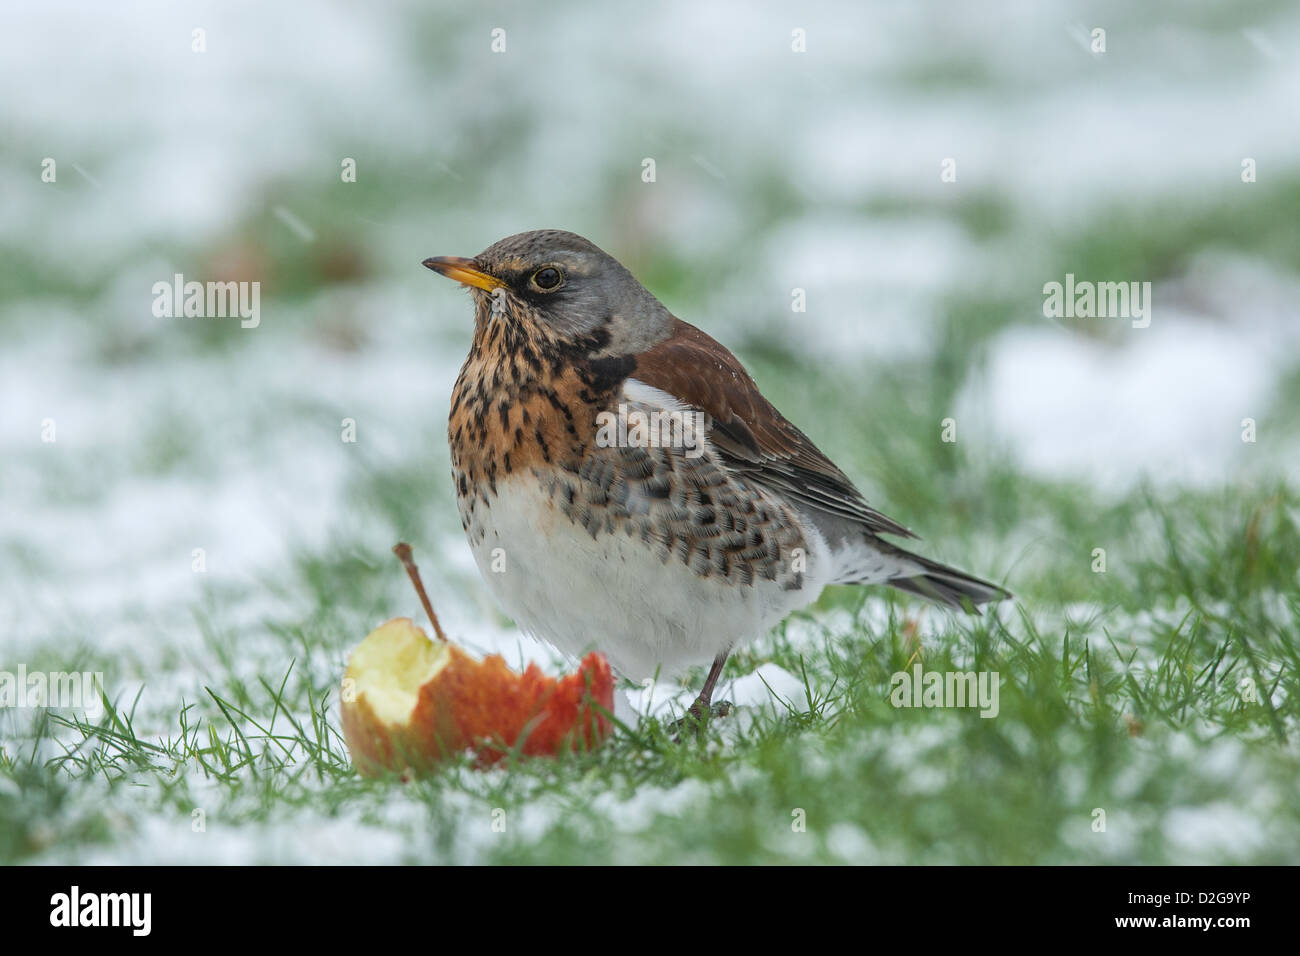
[631,318,916,539]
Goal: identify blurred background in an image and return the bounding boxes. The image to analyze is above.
[2,0,1298,863]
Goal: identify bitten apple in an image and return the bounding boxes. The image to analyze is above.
[340,617,614,776]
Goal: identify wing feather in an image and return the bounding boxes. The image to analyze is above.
[630,318,917,540]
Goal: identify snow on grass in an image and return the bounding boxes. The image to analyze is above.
[957,254,1300,490]
[3,0,1299,865]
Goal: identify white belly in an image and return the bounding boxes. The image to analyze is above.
[463,474,832,680]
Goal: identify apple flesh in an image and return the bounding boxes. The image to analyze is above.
[340,617,614,776]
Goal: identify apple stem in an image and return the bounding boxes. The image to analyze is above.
[392,542,448,642]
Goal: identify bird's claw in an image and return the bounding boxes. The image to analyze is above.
[669,699,733,741]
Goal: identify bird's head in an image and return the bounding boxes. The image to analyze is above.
[423,229,671,358]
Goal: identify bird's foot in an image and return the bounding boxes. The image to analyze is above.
[669,699,733,741]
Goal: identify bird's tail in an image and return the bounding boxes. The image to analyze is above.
[882,545,1011,613]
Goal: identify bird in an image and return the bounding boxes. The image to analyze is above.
[424,229,1009,726]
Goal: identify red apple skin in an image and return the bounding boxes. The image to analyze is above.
[514,653,615,757]
[341,618,615,776]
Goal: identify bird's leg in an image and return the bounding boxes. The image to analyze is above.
[677,651,734,733]
[690,652,728,715]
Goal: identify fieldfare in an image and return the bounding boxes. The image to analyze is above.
[425,230,1009,725]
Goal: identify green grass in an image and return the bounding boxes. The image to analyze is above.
[4,344,1298,863]
[4,67,1300,862]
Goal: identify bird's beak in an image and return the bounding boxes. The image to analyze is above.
[422,256,503,293]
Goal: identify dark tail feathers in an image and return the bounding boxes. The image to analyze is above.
[886,548,1011,613]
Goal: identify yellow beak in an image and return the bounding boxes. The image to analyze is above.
[422,256,503,293]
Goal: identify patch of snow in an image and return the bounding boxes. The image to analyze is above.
[957,255,1300,490]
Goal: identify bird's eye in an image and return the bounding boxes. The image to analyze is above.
[530,267,564,291]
